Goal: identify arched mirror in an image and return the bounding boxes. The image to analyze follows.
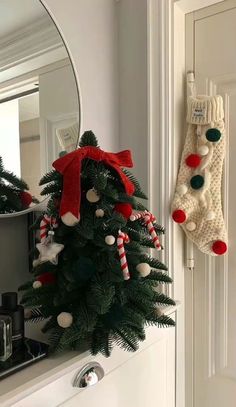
[0,0,80,217]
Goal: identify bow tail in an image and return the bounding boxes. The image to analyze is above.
[59,159,82,221]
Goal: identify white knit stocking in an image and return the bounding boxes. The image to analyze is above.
[172,95,227,256]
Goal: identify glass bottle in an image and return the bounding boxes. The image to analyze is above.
[0,315,12,362]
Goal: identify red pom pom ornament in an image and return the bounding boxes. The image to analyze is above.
[172,209,186,224]
[20,191,33,207]
[185,154,201,168]
[212,240,227,255]
[37,272,56,285]
[114,203,133,219]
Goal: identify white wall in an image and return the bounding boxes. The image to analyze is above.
[43,0,148,193]
[42,0,119,152]
[117,0,148,194]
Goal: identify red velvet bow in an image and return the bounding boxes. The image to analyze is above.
[53,146,135,220]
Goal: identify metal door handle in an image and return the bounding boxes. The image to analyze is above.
[73,362,105,388]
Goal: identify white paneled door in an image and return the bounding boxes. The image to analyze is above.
[186,1,236,406]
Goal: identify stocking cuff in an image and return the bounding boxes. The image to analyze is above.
[186,95,224,124]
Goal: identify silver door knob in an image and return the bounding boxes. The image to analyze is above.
[73,362,105,388]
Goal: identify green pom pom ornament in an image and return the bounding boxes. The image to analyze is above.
[190,175,204,190]
[206,128,221,142]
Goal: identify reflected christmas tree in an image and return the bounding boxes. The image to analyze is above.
[0,156,35,213]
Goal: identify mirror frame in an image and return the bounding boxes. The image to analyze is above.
[0,0,82,218]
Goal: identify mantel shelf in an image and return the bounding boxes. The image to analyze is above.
[0,303,179,406]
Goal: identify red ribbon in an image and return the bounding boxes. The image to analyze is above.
[53,146,135,220]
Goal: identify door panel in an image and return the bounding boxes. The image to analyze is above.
[186,1,236,406]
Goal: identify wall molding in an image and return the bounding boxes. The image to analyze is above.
[40,112,79,175]
[0,15,64,73]
[177,0,224,13]
[147,3,186,407]
[147,0,175,287]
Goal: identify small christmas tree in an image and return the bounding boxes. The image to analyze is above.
[0,156,35,213]
[20,131,175,357]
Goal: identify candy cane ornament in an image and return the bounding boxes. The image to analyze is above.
[130,210,161,250]
[40,215,58,244]
[130,210,156,222]
[129,211,146,222]
[144,213,161,250]
[117,231,130,280]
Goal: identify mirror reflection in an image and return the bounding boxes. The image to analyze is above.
[0,0,80,213]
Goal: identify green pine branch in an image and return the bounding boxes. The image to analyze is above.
[41,182,61,196]
[0,170,28,190]
[86,278,115,315]
[79,130,99,147]
[146,310,175,327]
[122,168,148,199]
[39,170,62,186]
[153,292,176,306]
[145,270,173,284]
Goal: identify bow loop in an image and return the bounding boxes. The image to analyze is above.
[104,150,134,169]
[52,145,135,224]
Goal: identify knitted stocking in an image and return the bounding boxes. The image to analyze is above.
[171,95,227,256]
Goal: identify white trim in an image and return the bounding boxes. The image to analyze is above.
[0,16,65,73]
[177,0,224,13]
[0,198,49,219]
[148,2,186,407]
[40,112,79,175]
[0,59,70,98]
[147,0,175,287]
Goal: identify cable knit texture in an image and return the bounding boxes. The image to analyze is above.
[186,95,224,125]
[172,95,227,255]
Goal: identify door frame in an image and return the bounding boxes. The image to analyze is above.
[147,1,183,406]
[148,1,226,406]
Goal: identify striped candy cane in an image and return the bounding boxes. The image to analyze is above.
[144,212,161,250]
[129,210,146,222]
[130,210,161,250]
[117,231,130,280]
[40,215,58,244]
[130,210,156,222]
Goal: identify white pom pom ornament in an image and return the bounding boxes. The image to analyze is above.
[206,211,215,221]
[61,212,80,227]
[105,235,115,245]
[57,312,73,328]
[197,145,209,156]
[186,221,196,231]
[177,184,188,196]
[95,209,104,218]
[33,281,42,289]
[136,262,151,277]
[86,189,100,203]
